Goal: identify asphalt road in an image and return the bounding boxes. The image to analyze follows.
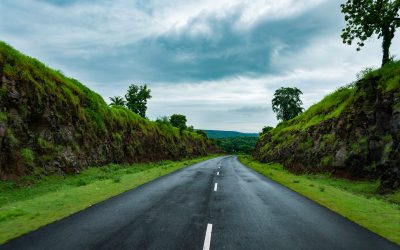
[1,156,398,250]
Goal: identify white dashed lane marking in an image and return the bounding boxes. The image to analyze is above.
[203,224,213,250]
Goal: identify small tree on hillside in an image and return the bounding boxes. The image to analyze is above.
[272,87,303,122]
[260,126,274,135]
[109,96,126,106]
[125,84,152,118]
[341,0,400,66]
[170,114,187,131]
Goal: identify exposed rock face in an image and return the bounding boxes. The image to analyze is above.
[0,42,217,179]
[254,71,400,192]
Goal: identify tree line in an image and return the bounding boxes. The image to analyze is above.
[214,137,258,154]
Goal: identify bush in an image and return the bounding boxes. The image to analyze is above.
[112,177,121,183]
[196,130,208,138]
[260,126,274,135]
[156,116,171,126]
[170,114,187,131]
[356,67,374,81]
[20,148,34,167]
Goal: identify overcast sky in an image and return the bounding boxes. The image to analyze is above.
[1,0,399,132]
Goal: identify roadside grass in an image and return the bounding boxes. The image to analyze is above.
[0,155,219,244]
[238,155,400,245]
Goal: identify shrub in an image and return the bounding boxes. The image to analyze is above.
[321,156,333,166]
[0,88,7,101]
[356,67,374,81]
[196,130,208,138]
[20,148,34,167]
[170,114,187,131]
[0,112,7,122]
[260,126,274,135]
[156,116,171,126]
[75,180,87,187]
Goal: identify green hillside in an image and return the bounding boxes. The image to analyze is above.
[254,61,400,192]
[0,42,216,179]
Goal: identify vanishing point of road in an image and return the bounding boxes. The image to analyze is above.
[1,156,398,250]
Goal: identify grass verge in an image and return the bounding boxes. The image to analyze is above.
[0,155,220,244]
[238,155,400,245]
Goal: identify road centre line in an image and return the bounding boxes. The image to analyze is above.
[214,183,218,191]
[217,172,219,176]
[203,224,213,250]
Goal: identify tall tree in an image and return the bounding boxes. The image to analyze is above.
[341,0,400,66]
[272,87,303,122]
[125,84,152,118]
[109,96,126,106]
[170,114,187,131]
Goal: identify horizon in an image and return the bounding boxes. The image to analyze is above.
[1,0,399,133]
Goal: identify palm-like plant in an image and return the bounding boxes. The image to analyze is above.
[109,96,126,106]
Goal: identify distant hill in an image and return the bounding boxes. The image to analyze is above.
[202,130,258,139]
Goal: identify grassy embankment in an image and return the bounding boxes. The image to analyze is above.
[239,156,400,245]
[0,41,214,178]
[254,61,400,179]
[269,61,400,137]
[0,155,219,244]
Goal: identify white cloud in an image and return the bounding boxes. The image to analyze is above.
[144,31,400,133]
[1,0,326,53]
[1,0,400,133]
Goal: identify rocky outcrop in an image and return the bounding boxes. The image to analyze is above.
[0,42,217,179]
[254,64,400,192]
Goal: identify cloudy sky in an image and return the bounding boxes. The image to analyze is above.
[1,0,399,132]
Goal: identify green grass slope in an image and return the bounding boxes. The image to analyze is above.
[0,42,216,179]
[254,61,400,192]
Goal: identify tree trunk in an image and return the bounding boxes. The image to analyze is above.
[382,41,391,66]
[381,26,394,66]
